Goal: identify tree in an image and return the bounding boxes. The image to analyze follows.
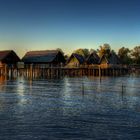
[74,48,90,58]
[118,47,131,64]
[111,49,116,54]
[64,54,69,60]
[97,43,111,57]
[56,48,64,55]
[131,46,140,64]
[89,48,97,54]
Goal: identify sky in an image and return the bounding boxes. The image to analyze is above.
[0,0,140,57]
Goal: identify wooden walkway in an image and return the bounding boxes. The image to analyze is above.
[0,64,129,79]
[129,64,140,74]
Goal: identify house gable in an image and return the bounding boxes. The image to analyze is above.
[66,53,85,67]
[99,55,108,64]
[67,56,80,66]
[0,50,20,64]
[86,53,99,65]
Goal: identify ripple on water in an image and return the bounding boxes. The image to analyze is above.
[0,76,140,139]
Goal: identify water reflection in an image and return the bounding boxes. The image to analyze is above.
[0,76,7,91]
[0,76,140,139]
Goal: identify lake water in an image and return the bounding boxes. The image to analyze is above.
[0,76,140,140]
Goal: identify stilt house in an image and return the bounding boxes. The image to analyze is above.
[66,53,85,67]
[0,50,20,75]
[99,52,121,68]
[22,50,66,68]
[86,52,100,65]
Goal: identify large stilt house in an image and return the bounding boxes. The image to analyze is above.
[22,50,66,68]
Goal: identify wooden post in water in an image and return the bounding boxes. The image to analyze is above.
[99,66,101,77]
[30,64,33,79]
[121,83,126,94]
[113,68,115,76]
[10,65,13,78]
[4,64,7,76]
[122,83,123,94]
[121,83,125,101]
[99,66,101,82]
[82,82,84,95]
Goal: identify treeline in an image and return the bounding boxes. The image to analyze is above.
[57,43,140,64]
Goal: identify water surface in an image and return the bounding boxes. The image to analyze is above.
[0,76,140,139]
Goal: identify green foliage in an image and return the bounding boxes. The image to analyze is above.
[97,43,111,58]
[71,45,140,65]
[89,49,97,54]
[74,48,90,58]
[64,54,69,60]
[131,46,140,64]
[56,48,64,55]
[118,47,131,64]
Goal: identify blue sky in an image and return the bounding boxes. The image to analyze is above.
[0,0,140,57]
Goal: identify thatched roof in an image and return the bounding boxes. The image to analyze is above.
[0,50,14,60]
[86,52,100,64]
[67,53,85,64]
[0,50,20,63]
[22,50,65,63]
[99,53,121,64]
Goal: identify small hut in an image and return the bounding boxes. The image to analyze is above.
[22,50,66,68]
[86,52,100,65]
[99,52,121,68]
[66,53,85,67]
[0,50,20,75]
